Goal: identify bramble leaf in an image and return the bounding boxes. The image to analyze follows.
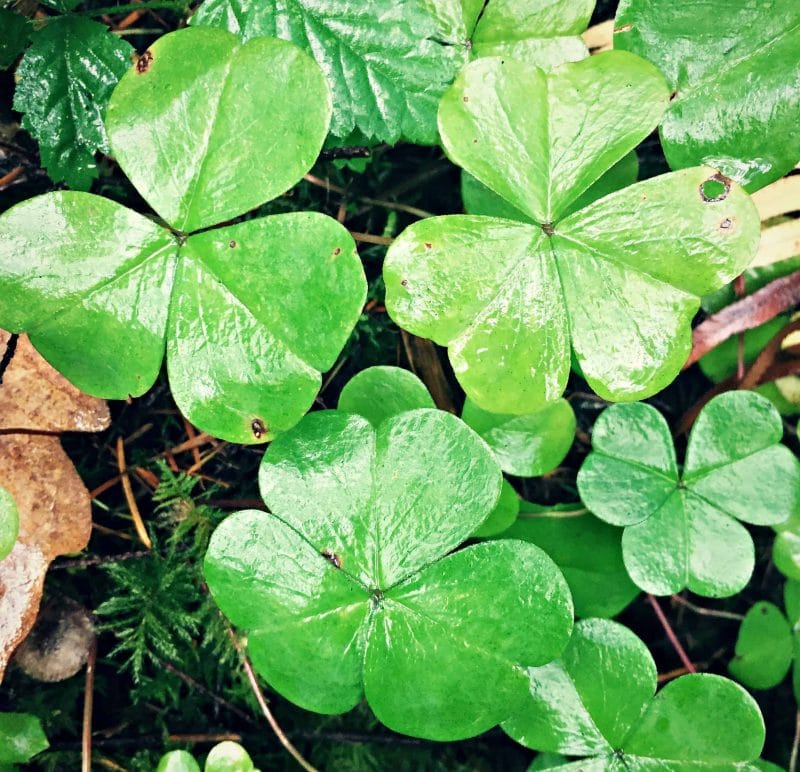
[13,16,132,189]
[0,9,28,69]
[578,391,800,597]
[504,618,765,767]
[615,0,800,191]
[0,28,366,444]
[205,409,573,740]
[384,54,760,414]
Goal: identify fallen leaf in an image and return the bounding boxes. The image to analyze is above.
[0,331,110,680]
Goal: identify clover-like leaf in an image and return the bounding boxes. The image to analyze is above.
[0,712,49,765]
[13,16,132,189]
[729,601,794,692]
[205,409,573,740]
[338,366,435,427]
[503,618,766,767]
[384,53,760,415]
[157,751,200,772]
[615,0,800,192]
[499,502,638,618]
[462,398,575,478]
[0,28,366,444]
[578,391,800,597]
[0,487,19,562]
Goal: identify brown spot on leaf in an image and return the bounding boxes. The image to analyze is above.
[229,240,237,248]
[700,172,732,203]
[463,96,469,103]
[401,279,408,286]
[321,549,342,569]
[251,419,266,440]
[333,247,341,256]
[424,242,432,249]
[719,217,733,230]
[135,50,153,74]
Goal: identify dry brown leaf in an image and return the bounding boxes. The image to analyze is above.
[0,331,110,680]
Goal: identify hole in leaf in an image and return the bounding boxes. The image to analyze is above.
[321,549,342,569]
[228,240,237,248]
[699,173,731,203]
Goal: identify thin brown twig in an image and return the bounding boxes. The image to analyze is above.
[349,231,394,246]
[116,437,152,549]
[226,627,319,772]
[646,594,697,674]
[82,639,98,772]
[0,165,24,189]
[792,711,800,772]
[670,594,744,622]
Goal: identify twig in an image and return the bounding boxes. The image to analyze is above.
[792,711,800,772]
[400,331,457,413]
[350,231,394,246]
[319,146,371,160]
[116,437,152,549]
[0,165,24,190]
[646,594,697,674]
[670,594,744,622]
[226,627,319,772]
[79,1,187,16]
[82,639,98,772]
[0,333,19,385]
[656,663,708,683]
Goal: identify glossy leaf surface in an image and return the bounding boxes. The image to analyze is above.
[13,16,132,189]
[615,0,800,191]
[504,619,765,766]
[578,392,800,597]
[191,0,463,145]
[473,479,520,538]
[729,602,793,690]
[385,54,759,414]
[205,409,573,739]
[157,751,201,772]
[205,741,258,772]
[0,712,49,764]
[501,503,638,618]
[0,28,366,443]
[462,398,575,477]
[106,28,331,232]
[0,487,19,562]
[338,366,435,426]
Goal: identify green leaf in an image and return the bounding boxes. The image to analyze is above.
[774,519,800,582]
[699,317,788,383]
[0,713,49,765]
[502,503,639,618]
[470,0,592,67]
[615,0,800,192]
[578,392,800,597]
[106,28,331,232]
[473,479,520,538]
[729,602,793,690]
[385,54,759,414]
[0,486,19,562]
[0,9,29,70]
[0,192,178,399]
[13,16,132,189]
[504,620,765,766]
[190,0,465,145]
[157,750,201,772]
[205,409,573,740]
[166,214,366,441]
[338,366,435,426]
[462,397,575,477]
[0,29,366,444]
[205,741,258,772]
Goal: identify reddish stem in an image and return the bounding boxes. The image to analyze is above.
[647,594,697,674]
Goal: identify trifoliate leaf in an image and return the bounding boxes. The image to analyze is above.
[729,602,793,690]
[13,16,132,189]
[205,409,573,740]
[338,366,435,426]
[578,391,800,597]
[0,28,366,444]
[384,53,759,415]
[615,0,800,192]
[461,398,575,478]
[0,712,49,764]
[0,486,19,562]
[504,618,766,767]
[500,502,638,618]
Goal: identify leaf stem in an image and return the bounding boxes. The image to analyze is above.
[227,627,319,772]
[791,711,800,772]
[81,638,97,772]
[646,594,697,674]
[79,1,188,17]
[670,593,744,622]
[517,506,588,520]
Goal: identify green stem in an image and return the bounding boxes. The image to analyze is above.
[79,1,188,17]
[517,506,588,520]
